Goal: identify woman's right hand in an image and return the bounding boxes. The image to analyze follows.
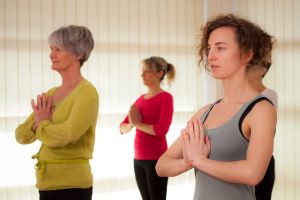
[31,93,54,131]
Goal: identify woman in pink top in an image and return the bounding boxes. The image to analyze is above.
[120,56,175,200]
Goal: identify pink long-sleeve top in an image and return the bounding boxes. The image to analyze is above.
[121,91,174,160]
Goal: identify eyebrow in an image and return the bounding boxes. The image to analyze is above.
[210,42,228,46]
[208,41,228,45]
[217,41,228,45]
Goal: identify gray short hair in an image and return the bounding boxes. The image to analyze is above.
[48,25,94,66]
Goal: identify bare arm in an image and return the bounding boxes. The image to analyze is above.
[156,136,192,177]
[134,123,156,135]
[185,101,276,185]
[155,105,210,177]
[120,122,134,134]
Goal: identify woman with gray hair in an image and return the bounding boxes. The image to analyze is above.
[15,25,99,200]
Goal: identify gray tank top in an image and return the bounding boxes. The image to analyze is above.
[194,95,272,200]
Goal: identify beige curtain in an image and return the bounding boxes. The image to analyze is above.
[1,0,299,199]
[0,0,203,199]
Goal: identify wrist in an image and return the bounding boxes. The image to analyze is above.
[191,156,207,169]
[184,160,193,170]
[133,122,142,127]
[181,158,193,171]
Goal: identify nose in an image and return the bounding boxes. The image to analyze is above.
[49,50,55,59]
[207,48,216,61]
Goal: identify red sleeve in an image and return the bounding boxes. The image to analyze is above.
[153,93,174,137]
[120,115,129,125]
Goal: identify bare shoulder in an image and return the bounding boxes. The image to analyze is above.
[250,100,277,124]
[252,100,276,115]
[190,104,212,121]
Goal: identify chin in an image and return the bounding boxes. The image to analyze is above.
[52,66,63,72]
[211,73,224,80]
[51,65,58,70]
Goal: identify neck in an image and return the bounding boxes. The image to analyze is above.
[147,84,162,96]
[250,78,266,93]
[221,72,257,104]
[59,64,83,88]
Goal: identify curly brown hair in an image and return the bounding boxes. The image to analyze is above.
[197,14,276,72]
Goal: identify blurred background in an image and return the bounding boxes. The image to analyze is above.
[0,0,299,199]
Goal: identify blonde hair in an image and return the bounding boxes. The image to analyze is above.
[143,56,176,85]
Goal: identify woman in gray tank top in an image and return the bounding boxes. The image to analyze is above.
[156,14,277,200]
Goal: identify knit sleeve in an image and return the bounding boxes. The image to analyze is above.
[15,113,38,144]
[15,88,58,144]
[153,93,174,137]
[35,86,99,148]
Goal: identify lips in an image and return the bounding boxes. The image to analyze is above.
[210,65,220,69]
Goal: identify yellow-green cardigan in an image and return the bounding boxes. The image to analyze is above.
[15,79,99,190]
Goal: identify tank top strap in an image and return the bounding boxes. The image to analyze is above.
[238,95,274,139]
[201,99,222,123]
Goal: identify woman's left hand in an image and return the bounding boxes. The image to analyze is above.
[182,119,211,166]
[181,128,193,168]
[129,104,141,126]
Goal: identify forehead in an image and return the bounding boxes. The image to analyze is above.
[49,39,65,51]
[50,44,61,49]
[208,26,237,45]
[142,63,153,71]
[50,45,69,53]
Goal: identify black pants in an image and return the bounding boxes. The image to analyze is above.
[134,159,168,200]
[39,187,92,200]
[255,156,275,200]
